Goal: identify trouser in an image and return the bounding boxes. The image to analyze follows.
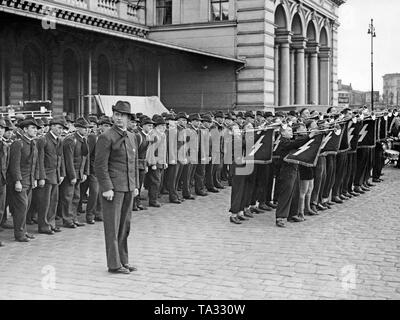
[265,163,274,203]
[332,152,348,197]
[214,163,223,187]
[355,148,369,186]
[78,179,89,212]
[343,152,354,194]
[182,164,194,198]
[347,152,357,192]
[135,169,146,207]
[243,168,257,207]
[364,148,373,184]
[10,186,32,240]
[86,174,103,222]
[26,188,39,222]
[373,143,384,179]
[0,185,6,226]
[147,167,162,204]
[272,158,282,203]
[37,182,59,232]
[194,164,206,194]
[58,179,82,225]
[298,179,314,214]
[311,155,326,205]
[205,164,217,190]
[221,164,229,181]
[276,162,299,219]
[321,154,336,200]
[102,191,134,270]
[167,163,183,201]
[1,184,12,225]
[252,164,268,204]
[229,164,247,214]
[160,168,168,193]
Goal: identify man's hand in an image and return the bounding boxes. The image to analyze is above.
[151,165,157,170]
[71,178,77,185]
[145,166,149,173]
[33,180,38,189]
[59,177,64,184]
[15,181,22,193]
[102,190,114,201]
[134,188,139,197]
[82,175,87,183]
[38,179,45,188]
[309,130,318,139]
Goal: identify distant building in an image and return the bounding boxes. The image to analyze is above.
[383,73,400,106]
[337,79,380,109]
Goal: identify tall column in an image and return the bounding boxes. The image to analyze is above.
[290,49,295,105]
[319,47,331,105]
[307,43,319,105]
[305,53,308,104]
[274,45,279,106]
[292,37,307,105]
[279,42,290,106]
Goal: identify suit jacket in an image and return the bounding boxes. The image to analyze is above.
[95,125,139,193]
[87,133,99,175]
[0,138,10,186]
[136,129,150,170]
[37,132,66,185]
[63,132,89,181]
[7,134,39,188]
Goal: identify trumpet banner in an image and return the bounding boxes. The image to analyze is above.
[243,128,275,164]
[358,119,376,148]
[283,134,324,167]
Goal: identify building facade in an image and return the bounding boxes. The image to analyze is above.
[0,0,344,117]
[383,73,400,107]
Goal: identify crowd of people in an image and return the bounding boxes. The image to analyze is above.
[0,103,399,251]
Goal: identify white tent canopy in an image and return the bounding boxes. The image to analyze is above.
[94,95,169,117]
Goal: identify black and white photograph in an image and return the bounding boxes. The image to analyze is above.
[0,0,399,304]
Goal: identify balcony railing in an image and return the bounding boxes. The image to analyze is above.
[52,0,146,25]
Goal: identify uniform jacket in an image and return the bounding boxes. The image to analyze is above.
[95,125,139,193]
[37,132,66,185]
[7,134,39,188]
[63,132,89,181]
[0,138,10,186]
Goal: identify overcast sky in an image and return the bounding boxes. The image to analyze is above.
[338,0,400,92]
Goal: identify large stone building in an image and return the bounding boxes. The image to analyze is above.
[383,73,400,106]
[0,0,344,118]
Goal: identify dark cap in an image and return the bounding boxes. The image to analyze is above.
[153,116,166,126]
[256,111,264,117]
[18,116,40,129]
[41,117,49,126]
[176,112,188,120]
[275,111,286,118]
[188,113,202,122]
[50,116,68,129]
[88,115,99,124]
[35,118,44,128]
[236,111,244,119]
[214,111,225,119]
[201,114,213,123]
[98,116,113,126]
[244,111,254,119]
[74,117,92,128]
[141,116,155,126]
[112,101,131,115]
[265,112,273,118]
[65,115,74,123]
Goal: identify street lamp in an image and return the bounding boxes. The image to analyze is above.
[368,19,376,111]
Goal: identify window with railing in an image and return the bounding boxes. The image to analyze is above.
[211,0,229,21]
[156,0,172,25]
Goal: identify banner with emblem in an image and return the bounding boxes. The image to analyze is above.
[243,128,275,164]
[338,121,351,153]
[283,134,324,167]
[272,132,282,159]
[348,121,363,152]
[320,126,343,156]
[358,119,376,148]
[377,116,388,141]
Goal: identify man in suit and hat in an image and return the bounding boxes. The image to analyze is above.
[58,117,90,228]
[0,119,10,246]
[95,101,139,274]
[7,117,40,242]
[36,116,67,234]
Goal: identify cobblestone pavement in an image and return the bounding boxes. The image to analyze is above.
[0,167,400,300]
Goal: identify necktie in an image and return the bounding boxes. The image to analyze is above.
[81,137,89,156]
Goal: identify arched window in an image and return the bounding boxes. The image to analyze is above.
[23,45,43,101]
[98,54,111,95]
[63,49,80,116]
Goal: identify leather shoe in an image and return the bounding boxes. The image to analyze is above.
[183,195,195,200]
[288,215,303,223]
[38,230,55,235]
[52,227,62,233]
[259,203,273,211]
[366,182,375,187]
[349,191,360,197]
[237,215,249,221]
[123,264,138,272]
[250,207,264,214]
[339,194,349,201]
[15,237,29,242]
[26,220,34,225]
[63,223,77,228]
[170,199,181,204]
[149,202,161,208]
[354,187,365,194]
[86,220,95,225]
[316,203,327,211]
[243,210,254,218]
[207,188,219,193]
[327,201,335,206]
[215,184,225,189]
[276,219,286,228]
[321,202,331,209]
[25,233,35,239]
[196,191,208,196]
[305,210,319,216]
[94,217,103,222]
[74,221,86,227]
[343,192,353,198]
[332,196,344,204]
[230,216,242,224]
[372,178,382,183]
[137,205,148,210]
[361,186,370,192]
[268,202,278,209]
[108,267,130,274]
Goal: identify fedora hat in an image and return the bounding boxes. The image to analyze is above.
[153,116,166,126]
[18,116,39,129]
[176,112,188,120]
[141,116,155,126]
[112,101,131,115]
[50,116,68,129]
[98,116,113,126]
[188,113,202,122]
[74,117,91,128]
